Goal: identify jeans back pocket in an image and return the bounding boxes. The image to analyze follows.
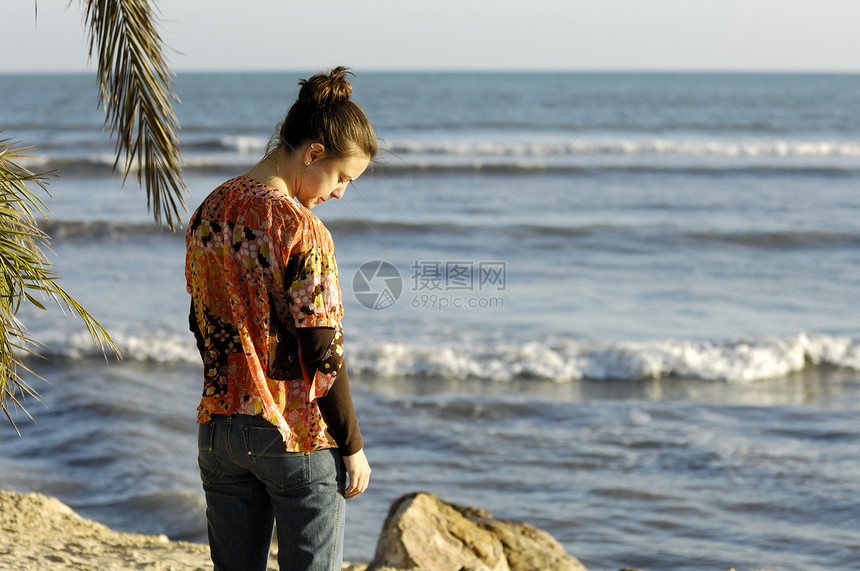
[242,425,311,491]
[197,421,222,484]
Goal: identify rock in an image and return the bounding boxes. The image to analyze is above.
[367,492,588,571]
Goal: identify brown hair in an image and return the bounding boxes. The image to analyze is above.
[271,66,377,160]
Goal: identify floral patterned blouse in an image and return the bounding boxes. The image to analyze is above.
[185,175,345,452]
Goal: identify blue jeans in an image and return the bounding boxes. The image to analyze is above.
[198,414,346,571]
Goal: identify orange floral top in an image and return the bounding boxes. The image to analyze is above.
[185,175,344,452]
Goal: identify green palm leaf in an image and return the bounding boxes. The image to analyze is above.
[82,0,187,230]
[0,138,118,432]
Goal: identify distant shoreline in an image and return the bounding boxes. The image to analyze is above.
[2,69,860,78]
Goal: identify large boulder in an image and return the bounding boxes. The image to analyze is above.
[367,492,588,571]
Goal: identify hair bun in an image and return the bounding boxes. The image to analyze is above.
[297,66,354,109]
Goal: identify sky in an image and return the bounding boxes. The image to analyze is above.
[2,0,859,74]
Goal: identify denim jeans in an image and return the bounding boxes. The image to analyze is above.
[198,414,346,571]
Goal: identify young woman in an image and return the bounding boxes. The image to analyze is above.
[185,67,375,571]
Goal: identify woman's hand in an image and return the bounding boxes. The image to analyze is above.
[342,448,371,499]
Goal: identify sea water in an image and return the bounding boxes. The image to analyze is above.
[1,72,859,570]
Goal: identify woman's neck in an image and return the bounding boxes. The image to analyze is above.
[244,147,299,196]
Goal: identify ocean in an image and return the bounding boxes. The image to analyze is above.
[1,71,859,570]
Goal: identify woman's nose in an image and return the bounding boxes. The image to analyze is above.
[331,186,346,199]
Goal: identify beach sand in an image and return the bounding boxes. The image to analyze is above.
[0,490,366,571]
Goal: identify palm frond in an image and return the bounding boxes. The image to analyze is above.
[81,0,187,230]
[0,137,119,427]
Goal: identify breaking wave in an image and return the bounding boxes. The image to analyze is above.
[35,331,860,384]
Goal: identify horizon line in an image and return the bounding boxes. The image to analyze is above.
[2,67,860,77]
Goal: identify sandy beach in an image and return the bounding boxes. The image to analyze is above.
[0,489,216,570]
[0,490,368,571]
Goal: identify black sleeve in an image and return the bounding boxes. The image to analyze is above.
[295,327,364,455]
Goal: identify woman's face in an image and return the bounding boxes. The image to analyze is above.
[297,153,370,209]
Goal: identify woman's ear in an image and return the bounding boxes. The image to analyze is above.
[304,142,326,166]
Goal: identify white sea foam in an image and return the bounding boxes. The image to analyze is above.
[38,331,860,383]
[349,333,860,383]
[385,138,860,159]
[218,135,267,155]
[59,330,202,364]
[27,136,860,175]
